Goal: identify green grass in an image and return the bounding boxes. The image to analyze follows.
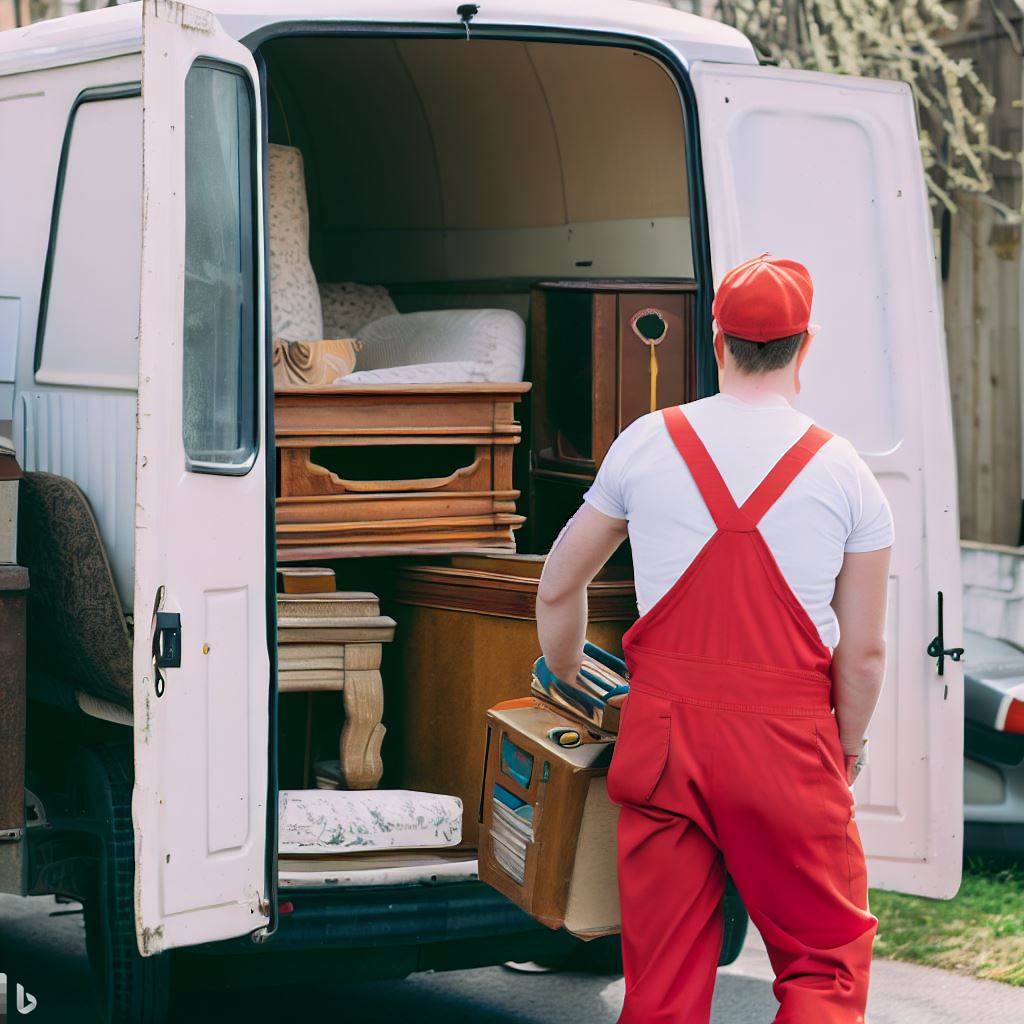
[870,858,1024,985]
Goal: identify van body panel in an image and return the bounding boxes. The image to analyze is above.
[3,52,143,608]
[0,1,758,79]
[132,0,269,954]
[692,61,964,899]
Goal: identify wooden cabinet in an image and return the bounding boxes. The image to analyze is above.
[528,280,698,551]
[386,553,637,847]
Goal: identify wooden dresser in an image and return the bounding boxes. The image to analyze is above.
[528,280,698,551]
[275,382,531,560]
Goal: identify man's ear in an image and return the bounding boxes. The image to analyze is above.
[713,329,726,370]
[793,331,814,393]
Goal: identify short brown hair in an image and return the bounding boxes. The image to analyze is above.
[724,331,805,374]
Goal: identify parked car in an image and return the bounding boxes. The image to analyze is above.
[0,3,964,1022]
[963,628,1024,852]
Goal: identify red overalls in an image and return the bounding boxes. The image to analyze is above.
[607,405,876,1023]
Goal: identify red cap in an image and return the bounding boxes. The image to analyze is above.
[712,253,813,343]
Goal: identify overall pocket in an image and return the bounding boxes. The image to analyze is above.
[606,691,672,806]
[814,718,857,898]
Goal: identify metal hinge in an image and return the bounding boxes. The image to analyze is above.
[926,590,964,698]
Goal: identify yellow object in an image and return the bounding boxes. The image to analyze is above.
[649,343,659,412]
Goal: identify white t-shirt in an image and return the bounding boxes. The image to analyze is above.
[582,393,894,649]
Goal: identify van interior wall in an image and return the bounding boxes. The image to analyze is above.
[261,36,693,293]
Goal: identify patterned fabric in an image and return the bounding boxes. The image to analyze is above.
[279,789,463,854]
[272,337,361,389]
[320,281,399,338]
[346,308,526,383]
[268,144,324,342]
[17,473,133,708]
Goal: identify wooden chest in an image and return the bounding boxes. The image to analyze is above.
[479,697,619,938]
[275,382,530,560]
[386,553,636,846]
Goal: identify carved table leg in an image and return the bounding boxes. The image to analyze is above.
[339,668,385,789]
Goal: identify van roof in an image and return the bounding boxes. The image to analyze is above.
[0,1,756,78]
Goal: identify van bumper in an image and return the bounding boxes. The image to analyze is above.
[263,880,540,952]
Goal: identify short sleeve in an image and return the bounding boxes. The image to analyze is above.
[582,419,644,520]
[845,456,895,552]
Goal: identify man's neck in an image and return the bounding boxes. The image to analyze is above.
[720,370,796,407]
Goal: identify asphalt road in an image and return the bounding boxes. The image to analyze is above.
[2,895,1023,1023]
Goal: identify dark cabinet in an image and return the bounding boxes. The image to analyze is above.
[528,280,698,550]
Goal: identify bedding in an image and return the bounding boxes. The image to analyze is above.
[340,308,526,384]
[320,281,399,338]
[279,788,463,854]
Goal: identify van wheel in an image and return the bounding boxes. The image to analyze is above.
[568,877,748,973]
[76,744,172,1024]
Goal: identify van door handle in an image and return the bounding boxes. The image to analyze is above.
[926,591,963,697]
[154,613,182,670]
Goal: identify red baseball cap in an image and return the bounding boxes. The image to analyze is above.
[712,253,814,343]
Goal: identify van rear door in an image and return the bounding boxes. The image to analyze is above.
[133,0,270,952]
[692,62,963,898]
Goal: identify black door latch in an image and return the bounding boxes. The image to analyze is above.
[154,612,182,669]
[926,591,963,694]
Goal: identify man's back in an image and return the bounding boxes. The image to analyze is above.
[583,392,893,648]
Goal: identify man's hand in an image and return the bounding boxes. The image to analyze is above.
[546,659,584,688]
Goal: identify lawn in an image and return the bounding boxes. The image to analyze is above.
[870,858,1024,986]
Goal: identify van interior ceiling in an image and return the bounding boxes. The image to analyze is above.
[260,34,700,889]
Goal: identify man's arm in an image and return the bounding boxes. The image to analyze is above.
[831,546,891,779]
[536,504,630,684]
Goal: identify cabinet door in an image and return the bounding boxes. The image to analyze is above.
[617,292,695,434]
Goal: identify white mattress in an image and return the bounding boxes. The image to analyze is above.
[279,789,463,855]
[340,308,526,384]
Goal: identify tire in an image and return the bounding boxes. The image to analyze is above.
[76,743,172,1024]
[568,876,749,973]
[718,877,749,965]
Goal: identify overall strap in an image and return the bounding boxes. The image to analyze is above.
[662,406,742,530]
[740,424,833,525]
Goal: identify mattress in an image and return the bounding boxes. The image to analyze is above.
[340,308,526,384]
[279,788,463,854]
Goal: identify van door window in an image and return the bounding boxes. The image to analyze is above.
[182,62,257,472]
[35,89,142,390]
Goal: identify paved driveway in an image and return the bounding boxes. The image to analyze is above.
[1,895,1023,1022]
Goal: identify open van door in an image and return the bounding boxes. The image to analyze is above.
[133,0,269,952]
[691,63,963,898]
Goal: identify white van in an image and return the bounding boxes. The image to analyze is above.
[0,2,964,1022]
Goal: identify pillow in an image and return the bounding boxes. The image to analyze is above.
[273,337,361,389]
[320,282,399,338]
[267,145,324,342]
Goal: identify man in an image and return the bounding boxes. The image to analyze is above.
[536,254,891,1023]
